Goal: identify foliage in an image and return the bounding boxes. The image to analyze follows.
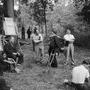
[33,0,47,25]
[32,0,54,25]
[20,0,28,4]
[18,2,35,30]
[18,0,90,35]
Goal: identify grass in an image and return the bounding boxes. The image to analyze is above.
[2,40,90,90]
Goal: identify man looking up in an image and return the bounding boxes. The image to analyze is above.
[64,29,75,65]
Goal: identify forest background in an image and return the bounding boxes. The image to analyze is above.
[16,0,90,48]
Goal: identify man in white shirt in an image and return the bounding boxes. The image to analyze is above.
[31,27,44,62]
[71,60,90,90]
[64,29,75,65]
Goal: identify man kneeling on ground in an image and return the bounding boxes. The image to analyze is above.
[64,59,90,90]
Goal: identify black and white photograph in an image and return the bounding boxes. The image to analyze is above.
[0,0,90,90]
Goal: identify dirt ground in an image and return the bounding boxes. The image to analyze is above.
[2,40,90,90]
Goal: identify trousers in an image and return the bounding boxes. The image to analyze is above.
[35,43,44,61]
[66,43,74,63]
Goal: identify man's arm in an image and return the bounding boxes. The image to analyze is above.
[34,34,43,44]
[85,71,90,83]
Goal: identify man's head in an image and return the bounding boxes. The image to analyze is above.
[66,29,71,34]
[34,27,39,35]
[3,53,7,59]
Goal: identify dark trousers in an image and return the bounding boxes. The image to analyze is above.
[0,61,10,75]
[72,82,90,90]
[17,53,24,64]
[49,52,58,67]
[7,53,24,64]
[28,34,30,39]
[65,82,90,90]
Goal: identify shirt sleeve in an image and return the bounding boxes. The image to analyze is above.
[30,34,34,40]
[86,70,90,78]
[39,34,43,41]
[63,35,66,40]
[72,35,75,40]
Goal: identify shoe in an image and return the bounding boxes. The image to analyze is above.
[64,62,68,65]
[71,61,75,65]
[15,68,21,73]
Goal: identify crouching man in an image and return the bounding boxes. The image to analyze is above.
[71,60,90,90]
[64,59,90,90]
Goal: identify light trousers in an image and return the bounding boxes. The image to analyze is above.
[66,43,74,63]
[35,44,44,61]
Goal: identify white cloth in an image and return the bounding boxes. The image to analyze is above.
[72,65,89,84]
[64,34,75,42]
[0,35,3,51]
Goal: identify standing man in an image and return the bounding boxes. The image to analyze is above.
[27,26,32,39]
[31,27,44,62]
[48,30,64,67]
[71,60,90,90]
[22,26,25,39]
[64,29,75,65]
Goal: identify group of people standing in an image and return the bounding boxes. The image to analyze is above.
[30,27,90,90]
[30,26,75,67]
[0,25,90,90]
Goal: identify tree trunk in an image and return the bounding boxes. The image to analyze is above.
[21,26,25,39]
[7,0,14,17]
[44,8,47,36]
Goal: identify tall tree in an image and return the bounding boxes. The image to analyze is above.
[33,0,54,35]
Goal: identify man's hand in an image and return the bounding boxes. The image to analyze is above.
[13,53,17,55]
[17,52,20,55]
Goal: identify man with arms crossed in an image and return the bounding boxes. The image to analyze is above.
[64,29,75,65]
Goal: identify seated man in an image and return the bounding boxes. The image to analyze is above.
[3,53,21,73]
[64,59,90,90]
[71,60,90,90]
[0,52,14,74]
[4,36,24,65]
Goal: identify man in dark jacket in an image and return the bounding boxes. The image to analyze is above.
[4,36,24,64]
[27,26,32,39]
[48,30,65,67]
